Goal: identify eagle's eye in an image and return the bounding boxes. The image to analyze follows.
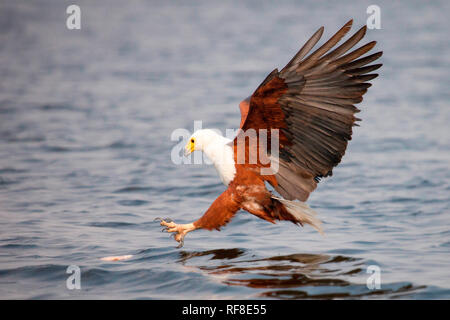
[191,139,195,143]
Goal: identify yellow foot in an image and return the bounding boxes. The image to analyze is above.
[154,217,195,248]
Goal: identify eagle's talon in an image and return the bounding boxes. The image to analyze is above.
[159,219,175,228]
[176,239,184,248]
[157,219,195,247]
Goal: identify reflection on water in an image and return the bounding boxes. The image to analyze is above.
[178,248,425,299]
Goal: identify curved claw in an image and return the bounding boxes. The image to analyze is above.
[176,238,184,248]
[161,227,169,233]
[164,218,173,223]
[154,217,162,222]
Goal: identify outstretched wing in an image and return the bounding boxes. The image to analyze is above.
[235,20,382,201]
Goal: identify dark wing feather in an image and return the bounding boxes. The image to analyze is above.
[236,19,382,201]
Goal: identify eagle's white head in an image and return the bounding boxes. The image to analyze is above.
[184,129,224,156]
[184,129,236,185]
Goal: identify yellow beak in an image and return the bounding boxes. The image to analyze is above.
[184,141,195,156]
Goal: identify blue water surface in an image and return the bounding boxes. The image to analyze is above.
[0,0,449,299]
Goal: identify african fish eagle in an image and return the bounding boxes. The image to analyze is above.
[156,20,382,247]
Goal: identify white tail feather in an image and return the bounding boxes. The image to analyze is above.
[272,196,324,234]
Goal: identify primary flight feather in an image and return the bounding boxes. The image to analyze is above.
[156,20,382,247]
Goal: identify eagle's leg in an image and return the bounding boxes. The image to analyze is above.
[156,218,196,248]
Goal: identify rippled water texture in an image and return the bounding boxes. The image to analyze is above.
[0,0,449,299]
